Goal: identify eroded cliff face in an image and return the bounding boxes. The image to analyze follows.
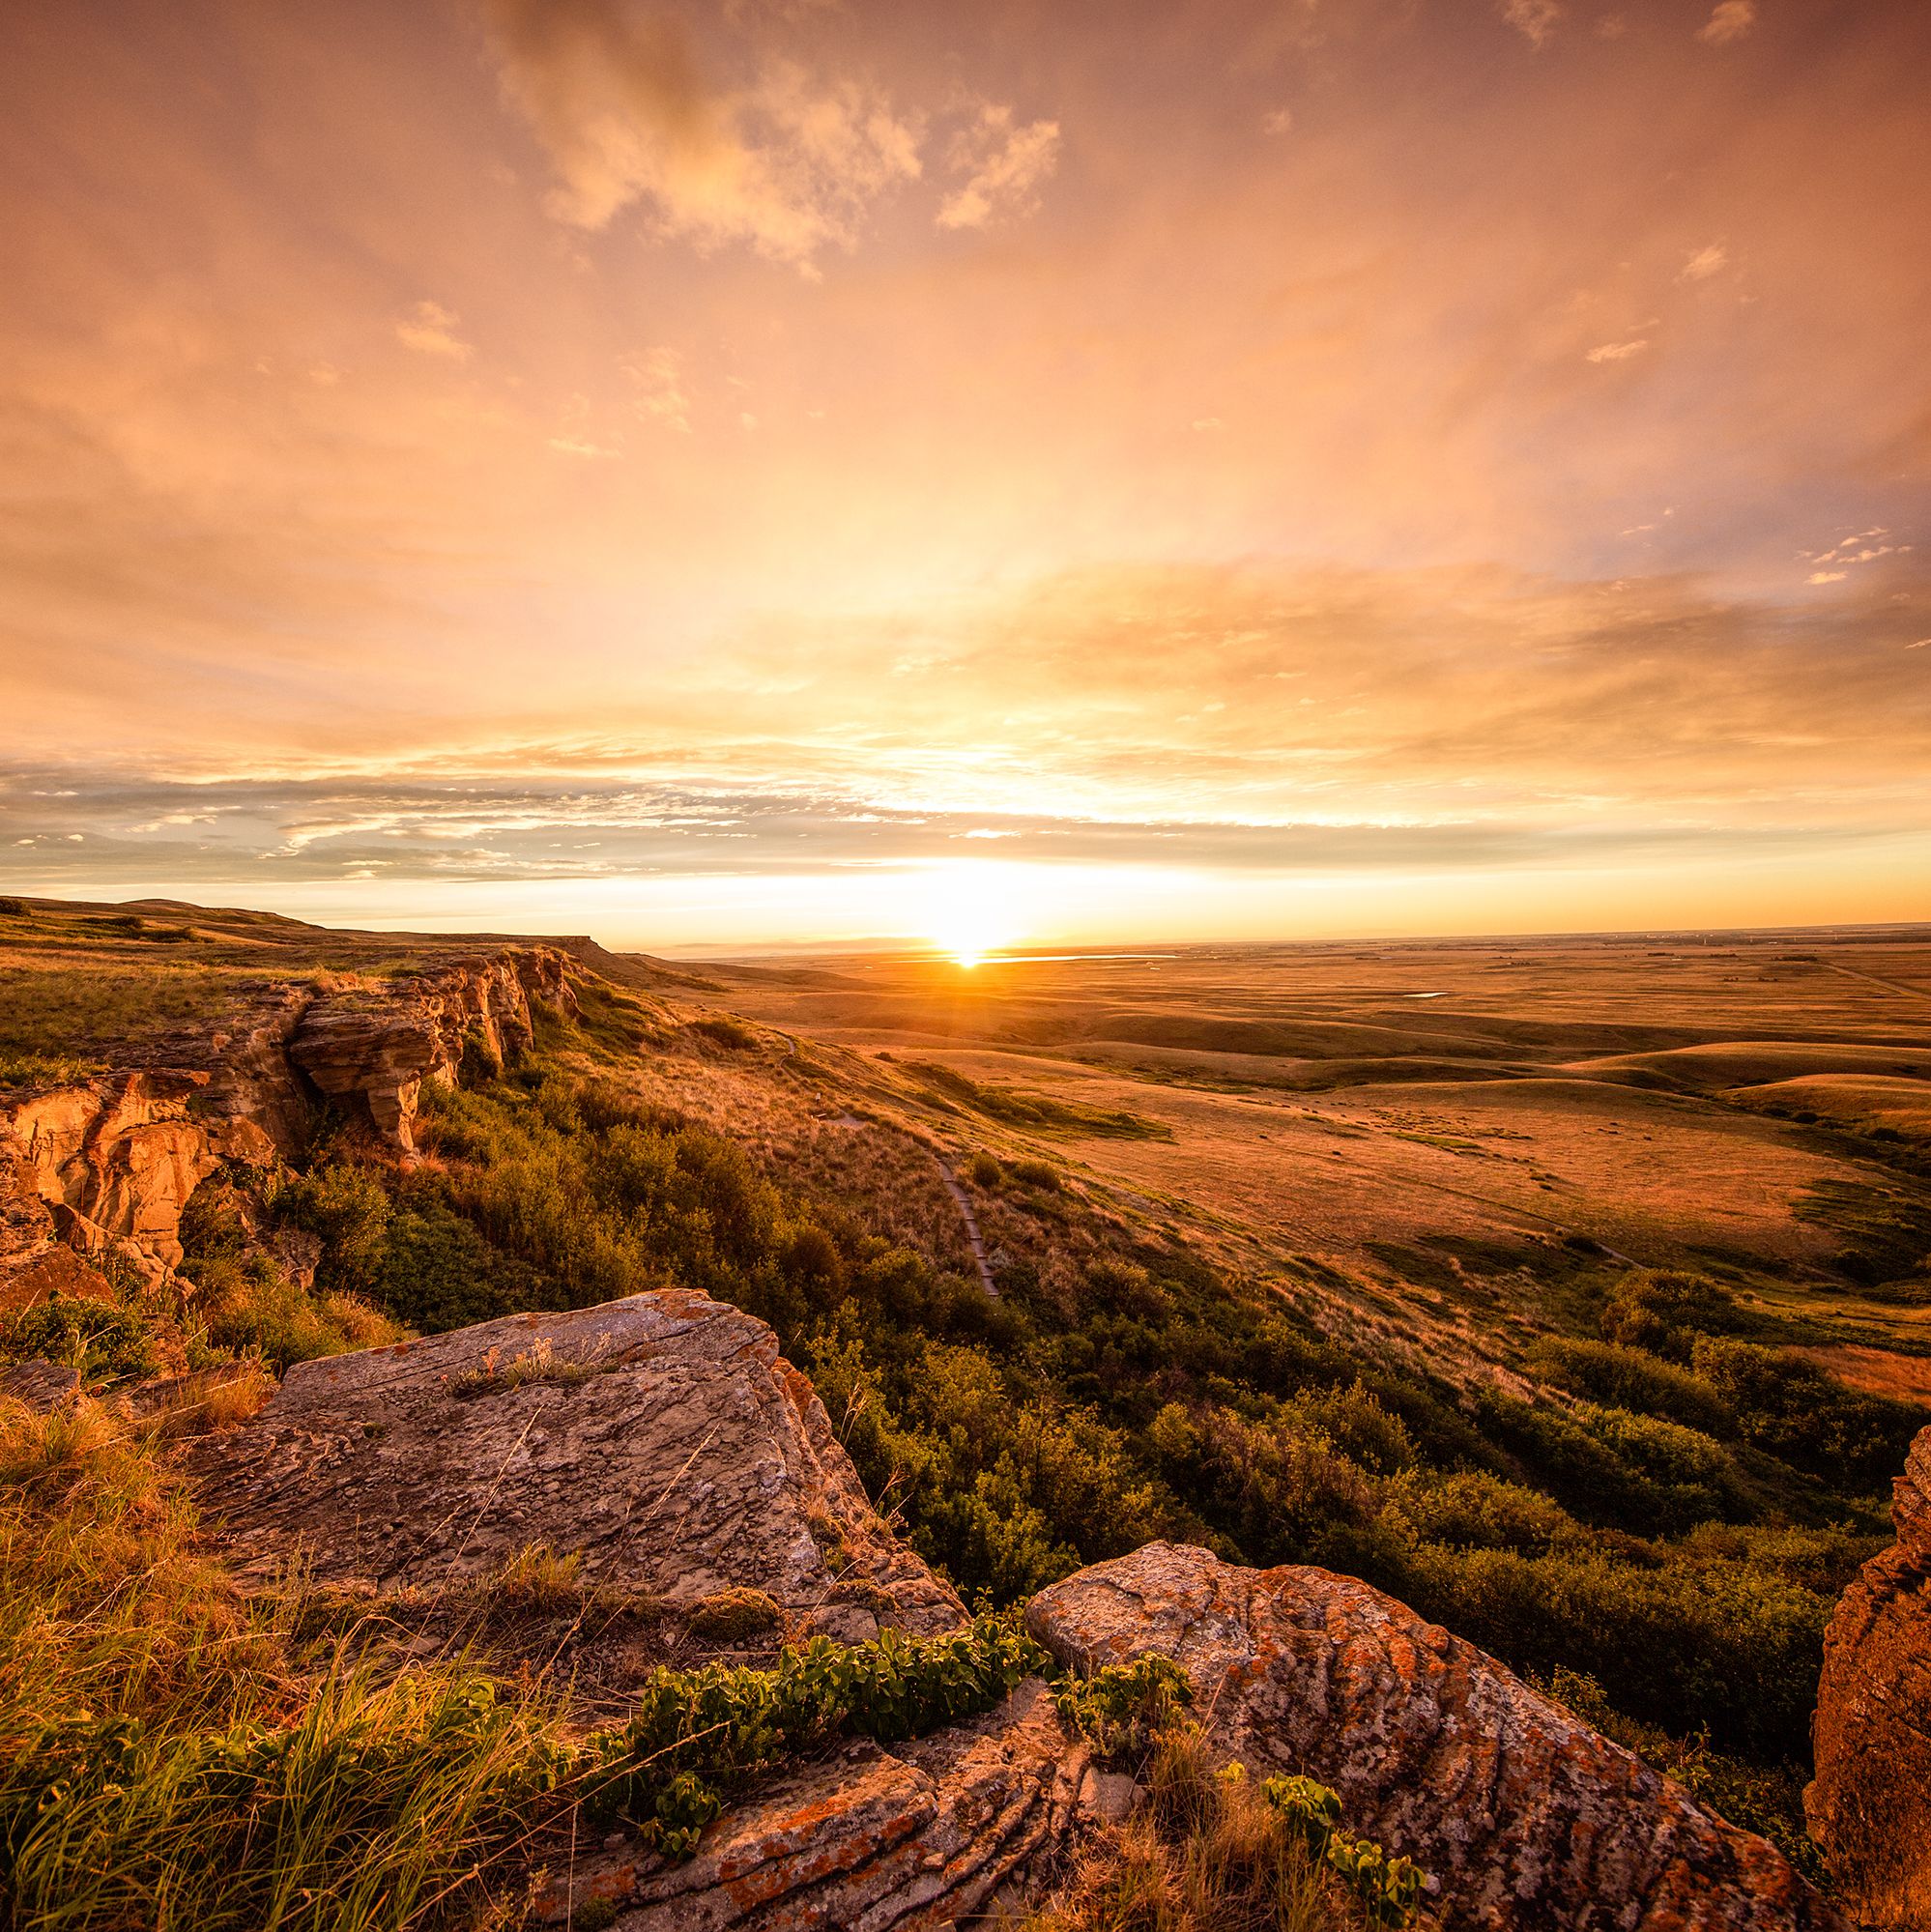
[290,948,574,1151]
[0,945,576,1306]
[181,1287,1846,1932]
[1809,1422,1931,1930]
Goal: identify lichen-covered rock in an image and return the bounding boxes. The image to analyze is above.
[188,1290,963,1641]
[289,948,573,1150]
[1028,1543,1844,1932]
[1808,1423,1931,1929]
[535,1677,1110,1931]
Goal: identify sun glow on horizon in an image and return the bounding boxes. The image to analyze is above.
[917,860,1030,967]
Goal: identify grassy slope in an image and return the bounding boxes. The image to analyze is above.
[6,902,1931,1918]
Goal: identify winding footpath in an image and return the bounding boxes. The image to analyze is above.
[937,1158,999,1299]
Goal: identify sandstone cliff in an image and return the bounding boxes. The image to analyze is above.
[289,949,574,1151]
[1808,1421,1931,1929]
[0,944,576,1307]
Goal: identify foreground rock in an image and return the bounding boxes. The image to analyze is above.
[189,1289,962,1642]
[1028,1543,1844,1932]
[535,1678,1120,1932]
[1809,1423,1931,1929]
[190,1289,1119,1927]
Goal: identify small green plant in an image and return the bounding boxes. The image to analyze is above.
[583,1610,1049,1858]
[1263,1774,1428,1927]
[1008,1156,1062,1192]
[966,1150,1005,1188]
[1054,1652,1193,1758]
[3,1292,157,1384]
[448,1336,612,1399]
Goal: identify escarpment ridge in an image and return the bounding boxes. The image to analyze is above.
[0,941,577,1309]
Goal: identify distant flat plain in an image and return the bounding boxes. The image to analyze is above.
[691,926,1931,1399]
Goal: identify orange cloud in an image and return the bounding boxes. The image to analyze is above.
[482,0,921,261]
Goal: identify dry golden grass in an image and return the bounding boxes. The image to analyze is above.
[1793,1344,1931,1406]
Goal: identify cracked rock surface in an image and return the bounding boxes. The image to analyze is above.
[188,1289,964,1642]
[1027,1542,1845,1932]
[1809,1423,1931,1930]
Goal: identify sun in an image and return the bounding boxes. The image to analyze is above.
[918,862,1023,967]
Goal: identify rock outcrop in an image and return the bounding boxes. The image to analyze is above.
[1027,1543,1845,1932]
[535,1678,1119,1932]
[5,1072,238,1271]
[189,1286,1122,1930]
[289,948,574,1150]
[189,1289,962,1642]
[0,944,575,1305]
[1808,1422,1931,1929]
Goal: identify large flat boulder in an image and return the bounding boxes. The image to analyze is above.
[1808,1423,1931,1928]
[188,1290,964,1642]
[1027,1542,1843,1932]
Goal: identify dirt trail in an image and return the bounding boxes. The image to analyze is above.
[1820,961,1931,1006]
[937,1160,999,1298]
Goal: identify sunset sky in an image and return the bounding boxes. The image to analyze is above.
[2,0,1927,951]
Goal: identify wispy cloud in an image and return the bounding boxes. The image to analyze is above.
[1586,338,1649,362]
[1697,1,1757,45]
[394,301,473,360]
[937,104,1060,231]
[482,0,921,264]
[1501,0,1563,50]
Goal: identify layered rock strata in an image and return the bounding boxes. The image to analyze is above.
[289,949,574,1150]
[1808,1423,1931,1929]
[0,944,575,1304]
[1027,1542,1845,1932]
[535,1679,1121,1932]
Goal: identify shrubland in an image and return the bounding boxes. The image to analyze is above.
[4,976,1924,1918]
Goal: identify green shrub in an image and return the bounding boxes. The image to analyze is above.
[1690,1335,1919,1490]
[202,1262,401,1370]
[1054,1653,1192,1758]
[280,1164,391,1296]
[1376,1469,1578,1555]
[966,1150,1004,1188]
[1397,1535,1831,1757]
[1528,1337,1735,1437]
[1009,1157,1062,1192]
[375,1196,556,1332]
[3,1292,156,1384]
[1598,1270,1743,1362]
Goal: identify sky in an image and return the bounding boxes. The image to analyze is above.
[1,0,1927,953]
